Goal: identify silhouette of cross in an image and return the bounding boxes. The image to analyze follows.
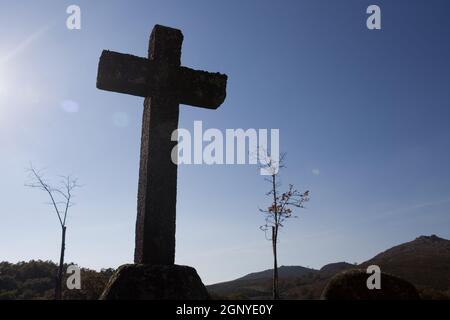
[96,24,227,265]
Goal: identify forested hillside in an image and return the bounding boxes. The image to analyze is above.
[0,260,113,300]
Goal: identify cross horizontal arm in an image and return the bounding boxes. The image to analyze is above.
[96,50,227,109]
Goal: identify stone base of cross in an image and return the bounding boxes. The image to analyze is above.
[100,264,210,300]
[96,25,227,299]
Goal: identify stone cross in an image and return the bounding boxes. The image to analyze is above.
[96,25,227,265]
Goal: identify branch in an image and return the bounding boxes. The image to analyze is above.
[25,165,81,228]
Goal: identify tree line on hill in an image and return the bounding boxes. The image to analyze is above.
[0,260,113,300]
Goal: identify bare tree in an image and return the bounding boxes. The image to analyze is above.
[258,152,309,300]
[25,165,80,300]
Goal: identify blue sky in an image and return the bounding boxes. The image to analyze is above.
[1,0,450,284]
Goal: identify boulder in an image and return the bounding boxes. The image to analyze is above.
[321,269,420,300]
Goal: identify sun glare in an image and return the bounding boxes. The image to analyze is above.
[0,65,11,125]
[0,66,8,99]
[0,70,4,97]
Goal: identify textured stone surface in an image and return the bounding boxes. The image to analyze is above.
[133,25,181,265]
[100,264,210,300]
[321,269,420,300]
[96,47,227,107]
[135,93,179,265]
[96,24,228,266]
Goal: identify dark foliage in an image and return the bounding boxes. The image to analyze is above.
[0,260,114,300]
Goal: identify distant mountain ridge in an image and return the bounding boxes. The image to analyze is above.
[236,266,317,281]
[319,262,355,277]
[360,235,450,291]
[207,235,450,299]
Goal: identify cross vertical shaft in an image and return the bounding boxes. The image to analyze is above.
[134,26,183,265]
